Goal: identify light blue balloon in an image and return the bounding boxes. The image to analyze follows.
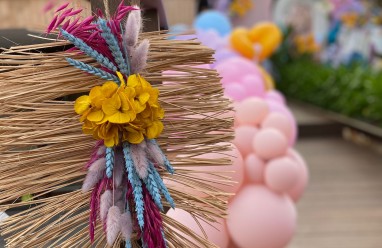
[194,10,232,37]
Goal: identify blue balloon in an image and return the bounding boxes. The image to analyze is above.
[193,10,232,37]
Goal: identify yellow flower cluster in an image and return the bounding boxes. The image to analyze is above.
[294,34,320,54]
[230,0,253,17]
[74,72,164,147]
[341,12,359,28]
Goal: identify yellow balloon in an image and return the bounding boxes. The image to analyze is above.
[258,66,275,90]
[248,22,282,61]
[230,28,254,59]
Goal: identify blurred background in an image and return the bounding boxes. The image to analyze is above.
[1,0,382,247]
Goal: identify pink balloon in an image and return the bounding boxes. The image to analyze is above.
[287,149,309,202]
[233,126,258,158]
[227,185,297,248]
[242,75,266,98]
[265,157,299,193]
[266,100,297,145]
[236,97,269,125]
[224,83,247,101]
[167,208,229,248]
[216,57,261,85]
[266,90,286,105]
[262,112,293,144]
[252,128,288,160]
[244,153,265,184]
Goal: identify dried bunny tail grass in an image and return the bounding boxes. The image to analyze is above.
[0,35,233,247]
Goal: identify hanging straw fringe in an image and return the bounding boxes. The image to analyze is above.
[0,32,233,247]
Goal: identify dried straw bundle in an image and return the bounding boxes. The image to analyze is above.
[0,31,234,247]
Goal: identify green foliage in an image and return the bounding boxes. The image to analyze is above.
[272,51,382,127]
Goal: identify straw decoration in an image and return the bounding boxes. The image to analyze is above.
[0,3,234,248]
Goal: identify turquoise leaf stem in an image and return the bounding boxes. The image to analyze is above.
[60,29,117,72]
[123,142,145,229]
[105,147,115,178]
[65,58,119,82]
[98,19,129,76]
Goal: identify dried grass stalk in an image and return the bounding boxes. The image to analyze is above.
[0,33,234,247]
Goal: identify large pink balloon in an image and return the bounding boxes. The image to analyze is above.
[167,208,229,248]
[233,126,258,158]
[227,185,296,248]
[236,97,269,126]
[266,100,297,145]
[242,75,266,98]
[265,157,299,193]
[216,57,262,85]
[262,112,293,144]
[225,83,247,101]
[244,153,265,184]
[252,128,288,160]
[287,149,309,202]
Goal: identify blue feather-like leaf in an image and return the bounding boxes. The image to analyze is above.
[150,163,175,209]
[65,58,119,82]
[123,143,145,229]
[143,165,163,211]
[98,19,129,76]
[105,147,114,178]
[60,29,117,72]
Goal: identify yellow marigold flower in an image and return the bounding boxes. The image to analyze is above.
[124,126,145,144]
[128,74,159,113]
[74,95,91,115]
[146,120,164,139]
[75,71,164,147]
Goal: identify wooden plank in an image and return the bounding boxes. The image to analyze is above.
[289,137,382,248]
[290,99,382,140]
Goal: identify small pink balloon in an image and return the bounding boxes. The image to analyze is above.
[216,57,261,85]
[266,90,286,105]
[224,83,247,101]
[266,100,297,145]
[244,153,265,184]
[230,57,262,75]
[287,149,309,202]
[235,97,269,125]
[265,157,299,193]
[233,126,258,158]
[253,128,288,160]
[262,112,293,144]
[242,75,266,98]
[167,208,230,248]
[227,185,297,248]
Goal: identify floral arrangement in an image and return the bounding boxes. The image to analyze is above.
[48,3,173,247]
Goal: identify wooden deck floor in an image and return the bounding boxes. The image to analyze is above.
[289,137,382,248]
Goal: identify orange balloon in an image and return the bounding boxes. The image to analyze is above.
[248,22,282,61]
[230,28,254,59]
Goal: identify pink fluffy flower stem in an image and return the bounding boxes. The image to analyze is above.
[85,140,105,169]
[89,180,102,242]
[142,186,166,248]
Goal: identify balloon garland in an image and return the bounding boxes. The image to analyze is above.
[168,13,309,248]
